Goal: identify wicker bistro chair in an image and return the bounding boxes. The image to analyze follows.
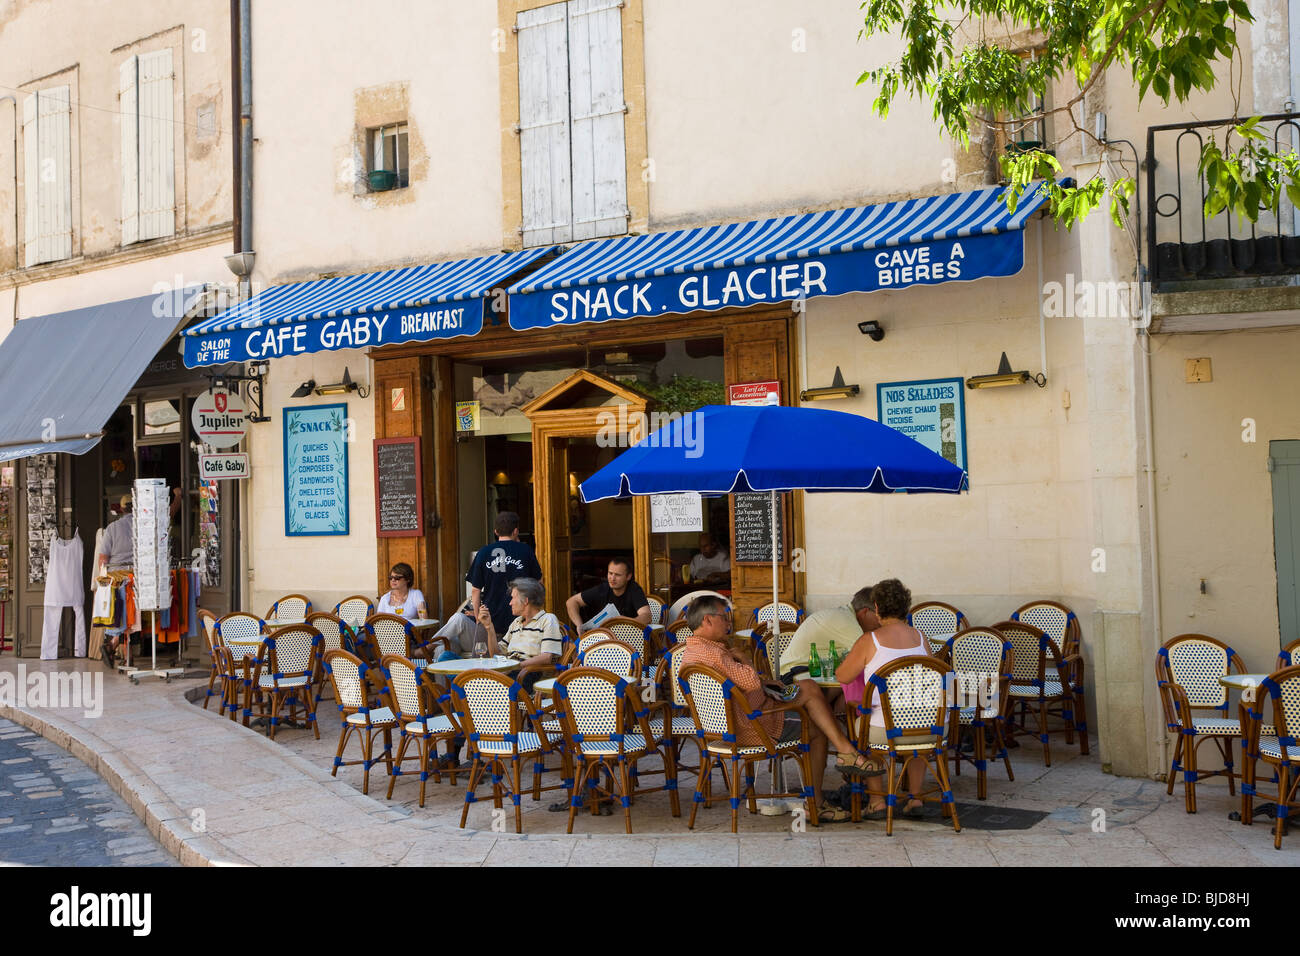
[943,627,1014,800]
[577,639,642,681]
[197,609,221,710]
[852,656,961,836]
[646,595,664,626]
[453,671,558,834]
[1278,638,1300,669]
[1011,601,1082,657]
[306,612,353,704]
[322,649,397,794]
[664,620,694,648]
[211,645,242,719]
[678,663,819,832]
[244,624,323,740]
[751,601,804,631]
[266,594,312,621]
[909,602,969,654]
[997,619,1088,766]
[380,655,462,807]
[553,667,680,834]
[365,613,425,664]
[1155,634,1256,813]
[751,621,801,680]
[645,641,702,774]
[334,595,376,629]
[602,617,652,662]
[1239,665,1300,848]
[214,612,266,714]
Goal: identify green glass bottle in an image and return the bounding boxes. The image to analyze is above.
[828,639,839,676]
[808,642,822,678]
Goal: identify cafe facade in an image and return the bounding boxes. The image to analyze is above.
[166,0,1300,788]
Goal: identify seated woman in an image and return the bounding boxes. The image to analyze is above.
[834,578,931,820]
[377,562,428,621]
[477,577,563,692]
[681,594,874,822]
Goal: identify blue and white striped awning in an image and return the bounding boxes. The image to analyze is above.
[507,183,1051,330]
[183,246,558,367]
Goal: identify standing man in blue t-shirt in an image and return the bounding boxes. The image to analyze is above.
[468,512,543,634]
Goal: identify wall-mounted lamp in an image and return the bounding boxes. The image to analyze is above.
[857,320,885,342]
[313,367,371,398]
[800,366,861,402]
[966,352,1047,389]
[291,380,316,398]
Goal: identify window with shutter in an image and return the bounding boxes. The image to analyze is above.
[22,86,73,266]
[516,0,628,248]
[517,4,573,247]
[567,0,627,241]
[119,50,176,245]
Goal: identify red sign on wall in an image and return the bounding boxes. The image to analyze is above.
[727,381,781,406]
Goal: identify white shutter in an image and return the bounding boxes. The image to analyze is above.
[517,4,572,246]
[119,56,139,245]
[568,0,627,240]
[36,86,73,263]
[22,94,37,267]
[137,49,175,241]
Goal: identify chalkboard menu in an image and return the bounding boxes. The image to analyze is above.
[732,491,788,565]
[374,437,424,538]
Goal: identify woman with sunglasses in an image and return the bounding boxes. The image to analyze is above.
[377,562,428,621]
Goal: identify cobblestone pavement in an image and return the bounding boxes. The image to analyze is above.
[0,718,175,867]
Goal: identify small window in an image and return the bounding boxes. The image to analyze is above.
[368,123,409,191]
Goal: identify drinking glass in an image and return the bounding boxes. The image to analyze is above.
[473,641,487,660]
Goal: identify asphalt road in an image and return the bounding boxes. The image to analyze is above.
[0,718,175,866]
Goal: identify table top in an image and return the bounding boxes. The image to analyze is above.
[1219,673,1269,689]
[534,677,556,695]
[423,656,516,675]
[926,631,955,648]
[264,617,306,628]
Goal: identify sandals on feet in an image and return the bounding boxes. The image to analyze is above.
[903,800,925,818]
[863,806,888,821]
[813,803,851,824]
[835,752,885,779]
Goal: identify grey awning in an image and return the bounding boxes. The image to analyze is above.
[0,287,205,463]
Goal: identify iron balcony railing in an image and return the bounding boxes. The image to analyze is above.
[1146,112,1300,291]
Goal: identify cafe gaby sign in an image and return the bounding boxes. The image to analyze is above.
[182,300,485,367]
[191,388,246,449]
[508,232,1026,331]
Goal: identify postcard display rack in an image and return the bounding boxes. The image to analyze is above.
[123,478,182,682]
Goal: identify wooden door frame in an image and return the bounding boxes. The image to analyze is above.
[524,375,649,618]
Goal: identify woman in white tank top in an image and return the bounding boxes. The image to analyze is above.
[834,578,930,819]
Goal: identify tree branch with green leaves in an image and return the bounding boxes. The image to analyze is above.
[857,0,1290,232]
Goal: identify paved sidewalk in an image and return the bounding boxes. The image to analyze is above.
[0,655,1294,866]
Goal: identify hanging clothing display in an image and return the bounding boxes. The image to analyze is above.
[41,529,85,659]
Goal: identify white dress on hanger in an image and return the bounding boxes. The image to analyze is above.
[41,528,86,659]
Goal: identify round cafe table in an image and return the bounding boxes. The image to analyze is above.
[1219,673,1269,691]
[264,617,306,629]
[423,656,517,676]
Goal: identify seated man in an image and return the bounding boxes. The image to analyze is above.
[686,533,730,587]
[565,557,651,630]
[681,595,873,821]
[773,586,884,803]
[478,577,563,691]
